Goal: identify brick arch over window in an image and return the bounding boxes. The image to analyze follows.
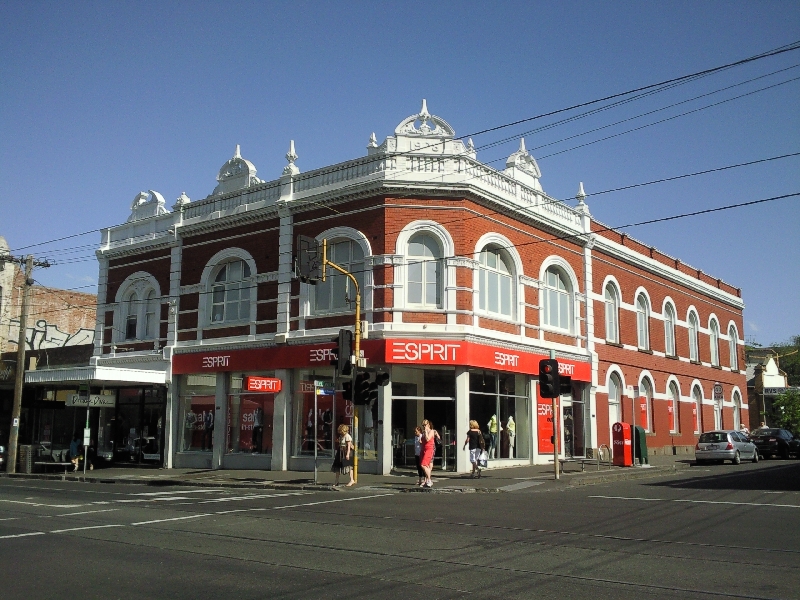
[634,287,652,351]
[197,248,258,330]
[601,276,621,344]
[473,232,523,322]
[637,372,655,432]
[666,377,681,433]
[606,366,625,442]
[687,307,700,362]
[114,271,162,343]
[727,322,740,370]
[394,220,455,313]
[538,256,579,335]
[662,298,677,357]
[708,315,721,367]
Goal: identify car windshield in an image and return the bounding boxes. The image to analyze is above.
[752,429,780,437]
[699,432,728,443]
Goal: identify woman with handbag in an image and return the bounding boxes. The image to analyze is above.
[463,420,485,478]
[332,424,355,487]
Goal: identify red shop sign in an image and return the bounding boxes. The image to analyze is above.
[243,376,282,393]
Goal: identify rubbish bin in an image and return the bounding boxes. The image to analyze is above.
[18,445,33,474]
[634,426,649,465]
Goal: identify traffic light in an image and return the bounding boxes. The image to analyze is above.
[374,370,390,387]
[333,329,353,376]
[538,358,560,398]
[353,372,371,405]
[297,235,323,283]
[559,375,572,396]
[342,380,353,402]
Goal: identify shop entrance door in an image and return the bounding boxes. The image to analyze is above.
[114,388,165,467]
[390,396,455,471]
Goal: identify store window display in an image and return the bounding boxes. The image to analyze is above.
[179,375,216,452]
[468,371,529,460]
[226,374,275,455]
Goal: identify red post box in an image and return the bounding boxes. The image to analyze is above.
[612,421,633,467]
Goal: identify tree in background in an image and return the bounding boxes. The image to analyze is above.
[772,389,800,434]
[772,335,799,386]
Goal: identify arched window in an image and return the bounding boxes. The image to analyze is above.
[407,234,441,307]
[714,396,723,430]
[604,283,619,344]
[144,290,158,339]
[636,293,650,350]
[543,267,571,331]
[733,390,742,430]
[478,246,513,317]
[210,259,252,323]
[728,325,739,370]
[692,386,703,433]
[124,292,138,340]
[688,312,699,362]
[668,381,680,433]
[640,377,653,432]
[709,319,720,366]
[608,372,622,436]
[314,239,365,314]
[664,303,676,356]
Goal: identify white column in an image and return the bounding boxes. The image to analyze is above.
[276,206,293,338]
[212,372,227,470]
[165,373,180,469]
[167,243,182,347]
[93,255,109,358]
[271,368,291,470]
[377,377,392,475]
[455,367,470,473]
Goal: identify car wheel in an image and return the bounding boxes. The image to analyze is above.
[752,450,759,463]
[781,446,790,460]
[732,451,741,465]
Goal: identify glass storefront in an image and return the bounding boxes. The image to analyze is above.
[469,370,529,460]
[226,373,275,455]
[114,387,166,465]
[293,368,348,459]
[179,374,216,452]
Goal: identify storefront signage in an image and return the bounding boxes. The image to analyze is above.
[763,387,799,395]
[66,394,117,407]
[0,362,15,381]
[537,399,558,453]
[243,376,282,393]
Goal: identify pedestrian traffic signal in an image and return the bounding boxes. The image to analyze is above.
[333,329,353,376]
[297,235,324,283]
[538,358,560,398]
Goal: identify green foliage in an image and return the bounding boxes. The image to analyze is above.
[772,389,800,433]
[771,335,800,387]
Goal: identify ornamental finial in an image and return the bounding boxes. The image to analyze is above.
[234,144,241,159]
[519,138,527,154]
[286,140,297,164]
[576,182,587,203]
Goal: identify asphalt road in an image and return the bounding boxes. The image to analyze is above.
[1,460,799,600]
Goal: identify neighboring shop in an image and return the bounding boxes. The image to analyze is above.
[171,338,591,473]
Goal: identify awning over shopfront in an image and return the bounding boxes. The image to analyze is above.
[25,365,167,386]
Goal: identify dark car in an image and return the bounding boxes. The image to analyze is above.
[0,444,6,471]
[750,428,800,459]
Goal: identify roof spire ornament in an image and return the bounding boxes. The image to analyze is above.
[368,132,378,148]
[234,144,241,159]
[518,137,527,153]
[418,99,432,133]
[466,137,476,159]
[576,182,586,204]
[283,140,299,175]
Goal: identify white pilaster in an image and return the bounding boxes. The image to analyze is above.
[271,368,292,470]
[455,367,470,473]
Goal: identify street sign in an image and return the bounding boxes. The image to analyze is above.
[713,383,723,401]
[66,394,116,407]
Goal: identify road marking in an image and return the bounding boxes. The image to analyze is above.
[0,499,84,508]
[131,513,215,526]
[53,509,120,517]
[50,525,124,533]
[195,492,307,504]
[0,532,46,539]
[590,495,800,508]
[129,489,225,496]
[499,481,544,491]
[272,493,395,510]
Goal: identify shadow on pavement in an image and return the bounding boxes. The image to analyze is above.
[647,460,800,492]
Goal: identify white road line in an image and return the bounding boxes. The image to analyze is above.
[272,494,395,510]
[195,492,308,504]
[50,525,124,533]
[0,499,84,508]
[54,509,120,517]
[0,532,46,539]
[131,513,215,526]
[590,495,800,508]
[129,489,225,496]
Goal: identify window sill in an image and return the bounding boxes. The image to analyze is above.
[664,354,678,360]
[690,360,702,366]
[605,341,623,348]
[204,321,251,330]
[637,348,654,355]
[540,325,573,336]
[308,309,356,318]
[711,364,723,370]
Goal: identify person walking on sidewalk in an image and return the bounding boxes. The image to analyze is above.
[419,419,440,488]
[333,424,355,487]
[413,426,424,486]
[463,420,485,478]
[69,434,82,472]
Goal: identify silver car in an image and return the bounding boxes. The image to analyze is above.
[695,430,759,465]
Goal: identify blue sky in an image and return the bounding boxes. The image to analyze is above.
[1,1,798,346]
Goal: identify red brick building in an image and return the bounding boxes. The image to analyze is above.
[29,102,747,472]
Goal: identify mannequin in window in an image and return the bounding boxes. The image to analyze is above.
[506,416,516,458]
[202,410,214,451]
[487,415,502,459]
[252,407,264,453]
[322,408,333,447]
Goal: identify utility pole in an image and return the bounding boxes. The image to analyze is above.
[2,253,50,474]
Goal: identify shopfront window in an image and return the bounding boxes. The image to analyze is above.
[469,370,529,460]
[293,368,347,458]
[179,374,217,452]
[226,373,275,455]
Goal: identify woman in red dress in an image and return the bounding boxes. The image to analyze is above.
[419,419,441,488]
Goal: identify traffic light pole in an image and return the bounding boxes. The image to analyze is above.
[550,350,559,481]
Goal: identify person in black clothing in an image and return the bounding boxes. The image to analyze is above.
[463,420,485,478]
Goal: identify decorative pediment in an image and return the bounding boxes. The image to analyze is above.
[127,190,168,222]
[505,138,541,179]
[212,145,263,196]
[394,99,456,138]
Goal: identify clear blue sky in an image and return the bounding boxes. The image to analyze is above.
[1,1,798,346]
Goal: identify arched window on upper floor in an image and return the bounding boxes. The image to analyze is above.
[709,318,720,367]
[640,377,654,432]
[210,259,252,324]
[407,233,442,307]
[692,385,703,433]
[542,267,571,332]
[478,246,513,318]
[115,272,160,343]
[664,302,676,357]
[124,291,139,340]
[636,293,650,350]
[668,381,680,433]
[604,282,620,344]
[688,311,699,362]
[314,239,365,314]
[728,324,739,370]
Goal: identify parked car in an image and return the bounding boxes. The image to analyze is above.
[0,445,6,471]
[749,428,800,459]
[695,430,759,465]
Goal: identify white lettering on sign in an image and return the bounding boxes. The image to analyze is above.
[538,403,553,417]
[244,377,281,393]
[558,362,575,376]
[391,342,460,362]
[202,355,230,368]
[494,352,519,367]
[310,348,337,363]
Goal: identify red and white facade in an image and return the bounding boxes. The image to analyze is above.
[88,101,747,473]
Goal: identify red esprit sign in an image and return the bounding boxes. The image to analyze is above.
[387,339,590,381]
[243,376,282,393]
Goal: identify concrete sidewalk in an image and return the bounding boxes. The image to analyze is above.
[2,454,693,493]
